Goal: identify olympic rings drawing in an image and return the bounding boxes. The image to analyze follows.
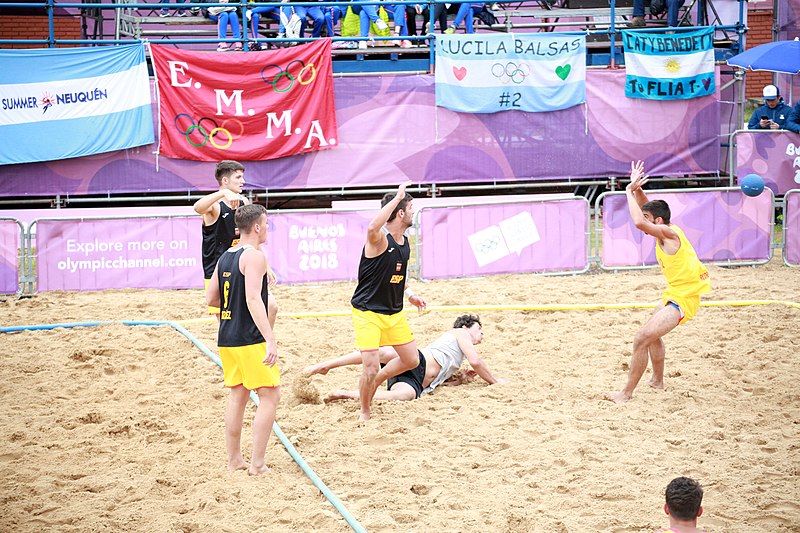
[174,113,237,150]
[260,60,317,93]
[476,236,501,254]
[490,62,531,85]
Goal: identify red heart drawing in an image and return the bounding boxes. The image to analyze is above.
[453,66,467,81]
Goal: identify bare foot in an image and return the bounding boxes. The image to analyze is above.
[358,410,370,421]
[323,390,353,403]
[302,363,329,376]
[648,378,664,389]
[227,460,249,472]
[603,391,632,404]
[248,464,270,476]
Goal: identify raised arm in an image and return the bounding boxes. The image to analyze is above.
[364,181,412,256]
[242,248,277,365]
[626,160,678,243]
[455,329,504,385]
[192,190,249,226]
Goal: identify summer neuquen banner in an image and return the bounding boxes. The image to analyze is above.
[0,43,153,165]
[435,33,586,113]
[149,40,337,162]
[622,27,715,100]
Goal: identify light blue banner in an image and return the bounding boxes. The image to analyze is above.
[0,43,154,165]
[435,33,587,114]
[622,27,716,100]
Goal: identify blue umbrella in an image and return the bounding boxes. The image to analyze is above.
[726,37,800,74]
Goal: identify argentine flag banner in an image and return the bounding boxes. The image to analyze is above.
[0,43,153,165]
[435,33,586,113]
[622,27,715,100]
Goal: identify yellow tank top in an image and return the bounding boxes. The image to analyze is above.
[655,224,711,297]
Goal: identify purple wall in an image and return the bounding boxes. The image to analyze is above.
[601,189,773,268]
[785,190,800,266]
[35,216,203,291]
[736,131,800,195]
[0,219,20,294]
[419,198,589,279]
[0,69,722,197]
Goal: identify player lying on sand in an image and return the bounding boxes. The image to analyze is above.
[304,314,507,402]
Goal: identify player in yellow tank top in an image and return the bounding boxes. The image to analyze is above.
[605,161,711,404]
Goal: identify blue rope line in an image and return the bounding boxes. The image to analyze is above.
[2,320,367,533]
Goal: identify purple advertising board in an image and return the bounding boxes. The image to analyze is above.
[418,199,589,279]
[0,219,20,294]
[736,131,800,195]
[785,190,800,267]
[264,210,373,284]
[35,216,204,291]
[601,189,773,268]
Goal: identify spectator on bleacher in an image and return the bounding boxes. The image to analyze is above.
[356,2,411,48]
[159,0,187,17]
[444,2,484,34]
[324,5,345,39]
[405,3,448,37]
[246,3,280,49]
[630,0,685,28]
[207,0,243,51]
[280,1,326,39]
[785,101,800,134]
[748,85,793,130]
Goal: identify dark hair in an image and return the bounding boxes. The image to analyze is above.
[453,314,481,329]
[381,192,413,223]
[234,203,266,233]
[641,199,671,225]
[665,477,703,521]
[215,160,245,184]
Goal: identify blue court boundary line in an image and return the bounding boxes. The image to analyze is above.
[1,319,367,533]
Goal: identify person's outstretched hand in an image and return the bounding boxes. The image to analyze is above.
[626,160,649,192]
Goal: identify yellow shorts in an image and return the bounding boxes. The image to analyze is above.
[204,278,220,315]
[351,308,414,351]
[662,291,701,325]
[219,343,281,390]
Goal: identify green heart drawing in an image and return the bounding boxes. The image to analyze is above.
[555,65,571,81]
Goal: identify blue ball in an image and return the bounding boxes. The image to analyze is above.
[740,174,765,197]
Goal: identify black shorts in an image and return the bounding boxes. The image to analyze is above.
[386,350,426,399]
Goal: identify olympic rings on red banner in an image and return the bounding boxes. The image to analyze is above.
[221,118,245,140]
[174,113,236,150]
[490,62,531,85]
[260,60,318,93]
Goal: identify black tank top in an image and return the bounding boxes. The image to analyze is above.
[202,201,240,279]
[217,246,268,347]
[351,232,409,315]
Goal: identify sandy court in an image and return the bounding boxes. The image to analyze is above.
[1,258,799,532]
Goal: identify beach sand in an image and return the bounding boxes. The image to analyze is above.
[1,258,799,532]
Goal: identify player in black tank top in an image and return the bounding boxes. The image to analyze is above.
[349,182,430,421]
[217,246,268,347]
[351,232,410,315]
[202,201,240,279]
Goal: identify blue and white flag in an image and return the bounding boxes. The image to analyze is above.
[435,33,586,113]
[622,27,715,100]
[0,43,153,165]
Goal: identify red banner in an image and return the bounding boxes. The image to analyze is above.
[149,41,337,162]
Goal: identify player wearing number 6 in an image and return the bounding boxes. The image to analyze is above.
[350,181,428,421]
[193,160,278,327]
[206,203,279,476]
[605,161,711,404]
